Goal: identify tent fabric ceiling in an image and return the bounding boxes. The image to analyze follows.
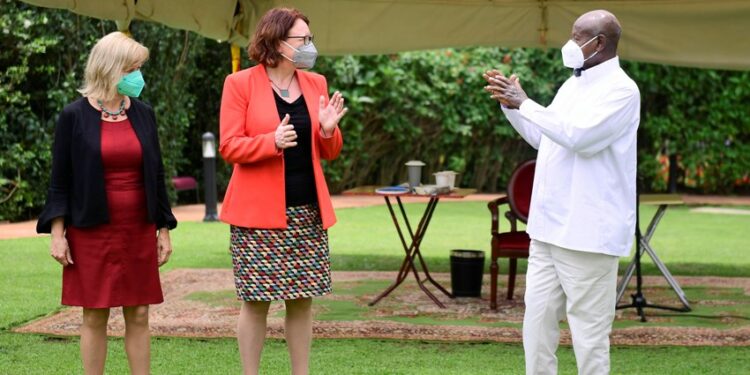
[20,0,750,70]
[22,0,246,43]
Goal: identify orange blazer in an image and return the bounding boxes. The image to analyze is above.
[218,65,343,229]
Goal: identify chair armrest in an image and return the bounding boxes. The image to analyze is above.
[488,196,509,235]
[504,211,519,232]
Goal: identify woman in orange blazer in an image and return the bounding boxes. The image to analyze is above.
[218,7,347,375]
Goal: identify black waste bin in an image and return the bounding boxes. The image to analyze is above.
[450,250,485,297]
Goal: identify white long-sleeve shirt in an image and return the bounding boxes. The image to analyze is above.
[502,57,640,257]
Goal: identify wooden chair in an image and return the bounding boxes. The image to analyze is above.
[488,159,535,310]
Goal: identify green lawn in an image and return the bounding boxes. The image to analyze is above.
[328,202,750,276]
[2,334,749,374]
[186,278,750,330]
[1,202,749,374]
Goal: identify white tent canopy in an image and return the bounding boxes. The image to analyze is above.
[22,0,750,70]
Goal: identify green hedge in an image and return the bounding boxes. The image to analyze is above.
[313,52,750,195]
[1,2,201,221]
[624,62,750,193]
[312,48,565,192]
[2,1,749,222]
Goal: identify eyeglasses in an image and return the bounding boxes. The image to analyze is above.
[286,35,314,46]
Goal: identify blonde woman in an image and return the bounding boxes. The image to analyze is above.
[36,32,176,375]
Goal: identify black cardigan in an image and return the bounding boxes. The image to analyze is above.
[36,97,177,233]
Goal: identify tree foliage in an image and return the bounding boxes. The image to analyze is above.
[313,48,568,193]
[1,1,748,222]
[1,1,203,220]
[624,62,750,193]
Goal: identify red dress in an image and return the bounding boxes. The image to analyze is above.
[62,119,163,308]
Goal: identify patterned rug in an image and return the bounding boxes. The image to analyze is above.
[15,269,750,346]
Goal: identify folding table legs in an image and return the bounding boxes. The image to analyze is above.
[368,196,452,308]
[616,204,691,311]
[367,196,422,306]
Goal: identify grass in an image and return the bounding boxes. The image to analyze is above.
[328,202,750,276]
[184,278,750,331]
[153,202,750,275]
[1,201,749,373]
[2,333,750,374]
[6,201,745,331]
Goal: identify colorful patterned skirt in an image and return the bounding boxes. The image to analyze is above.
[230,204,331,301]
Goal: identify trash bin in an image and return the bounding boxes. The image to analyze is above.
[450,250,485,297]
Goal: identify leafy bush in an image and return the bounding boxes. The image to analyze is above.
[1,1,748,222]
[0,1,202,220]
[313,48,566,192]
[624,62,750,193]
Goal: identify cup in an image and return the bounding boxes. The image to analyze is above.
[405,160,426,190]
[434,171,458,190]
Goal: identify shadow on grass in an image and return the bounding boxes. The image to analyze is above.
[331,254,750,277]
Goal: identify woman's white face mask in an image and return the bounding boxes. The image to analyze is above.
[561,35,600,69]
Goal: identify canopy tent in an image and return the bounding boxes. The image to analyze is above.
[21,0,750,70]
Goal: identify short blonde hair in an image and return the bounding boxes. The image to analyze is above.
[79,31,149,101]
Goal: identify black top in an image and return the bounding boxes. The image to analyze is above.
[36,97,177,233]
[274,91,318,207]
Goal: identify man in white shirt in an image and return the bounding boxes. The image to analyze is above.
[483,10,640,375]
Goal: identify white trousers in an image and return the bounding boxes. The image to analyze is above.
[523,239,619,375]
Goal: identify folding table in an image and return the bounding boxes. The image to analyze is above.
[342,186,476,308]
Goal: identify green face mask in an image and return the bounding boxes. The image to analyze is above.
[117,70,145,97]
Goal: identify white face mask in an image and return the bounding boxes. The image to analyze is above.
[561,35,600,69]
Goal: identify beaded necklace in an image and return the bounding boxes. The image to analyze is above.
[97,99,126,120]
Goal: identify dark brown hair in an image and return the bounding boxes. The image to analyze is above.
[248,8,309,67]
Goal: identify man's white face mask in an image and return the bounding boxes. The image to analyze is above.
[561,35,600,69]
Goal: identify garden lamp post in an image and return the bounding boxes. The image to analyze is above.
[202,132,219,222]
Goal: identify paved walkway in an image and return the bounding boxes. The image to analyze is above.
[2,194,748,240]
